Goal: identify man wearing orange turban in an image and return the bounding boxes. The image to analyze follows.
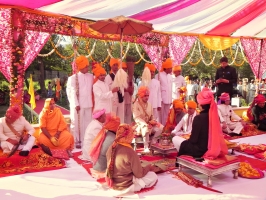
[172,65,185,101]
[155,58,173,125]
[218,93,245,137]
[0,106,35,156]
[141,63,161,121]
[93,65,117,114]
[132,86,163,153]
[164,99,185,133]
[105,124,157,192]
[66,55,94,148]
[172,100,197,137]
[105,58,124,123]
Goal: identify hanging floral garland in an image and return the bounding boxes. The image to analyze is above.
[135,43,152,63]
[38,35,62,57]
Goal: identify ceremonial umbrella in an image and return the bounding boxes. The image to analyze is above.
[89,15,153,85]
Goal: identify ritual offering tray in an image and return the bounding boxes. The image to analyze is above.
[150,142,177,157]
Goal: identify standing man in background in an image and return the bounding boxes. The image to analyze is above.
[66,55,93,148]
[155,58,173,125]
[172,65,186,101]
[215,57,237,99]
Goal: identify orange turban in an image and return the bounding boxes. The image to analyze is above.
[185,100,197,109]
[162,58,173,70]
[138,86,149,98]
[173,99,184,109]
[115,124,134,144]
[76,55,89,70]
[122,62,127,69]
[145,63,156,72]
[173,65,181,72]
[110,58,119,67]
[6,106,21,122]
[93,67,106,78]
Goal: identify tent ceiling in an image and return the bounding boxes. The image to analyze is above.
[0,0,266,38]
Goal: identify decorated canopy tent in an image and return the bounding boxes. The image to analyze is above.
[0,0,266,109]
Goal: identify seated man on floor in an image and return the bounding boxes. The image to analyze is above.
[171,100,197,136]
[89,115,120,178]
[250,94,266,131]
[164,99,185,133]
[218,93,245,137]
[38,98,74,156]
[172,88,228,159]
[79,109,106,161]
[106,124,158,194]
[132,86,163,153]
[0,106,36,156]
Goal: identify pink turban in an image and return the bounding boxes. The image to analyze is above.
[92,109,106,119]
[6,106,21,122]
[197,88,228,160]
[219,93,230,101]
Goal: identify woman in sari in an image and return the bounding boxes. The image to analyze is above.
[106,124,157,193]
[38,98,74,155]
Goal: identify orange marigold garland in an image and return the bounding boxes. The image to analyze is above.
[238,162,264,179]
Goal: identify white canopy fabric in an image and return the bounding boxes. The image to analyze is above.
[34,0,266,38]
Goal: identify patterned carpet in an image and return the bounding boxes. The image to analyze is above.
[0,148,66,178]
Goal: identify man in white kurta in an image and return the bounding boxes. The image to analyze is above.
[132,86,163,153]
[0,107,35,155]
[66,55,93,148]
[218,93,245,136]
[171,101,197,136]
[172,65,186,101]
[105,58,125,123]
[142,63,161,121]
[80,109,106,161]
[155,58,173,125]
[93,65,114,113]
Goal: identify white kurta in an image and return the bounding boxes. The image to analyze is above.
[155,71,172,125]
[0,116,35,153]
[80,119,103,161]
[171,111,197,135]
[218,104,243,134]
[93,79,113,113]
[171,74,185,101]
[105,73,125,123]
[66,72,94,145]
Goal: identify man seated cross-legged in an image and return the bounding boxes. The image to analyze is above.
[132,86,163,153]
[38,98,74,156]
[0,106,36,156]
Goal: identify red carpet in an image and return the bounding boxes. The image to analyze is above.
[31,99,70,115]
[72,151,92,175]
[0,148,66,178]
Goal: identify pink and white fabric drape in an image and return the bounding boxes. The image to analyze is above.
[0,8,50,81]
[240,38,266,78]
[0,8,12,80]
[142,44,162,70]
[24,30,50,69]
[169,35,197,65]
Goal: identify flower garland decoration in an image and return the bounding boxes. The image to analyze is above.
[238,162,264,179]
[38,35,62,57]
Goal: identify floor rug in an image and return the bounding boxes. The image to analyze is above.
[0,148,66,177]
[236,155,266,171]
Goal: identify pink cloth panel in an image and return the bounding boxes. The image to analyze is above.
[0,0,62,9]
[142,44,162,71]
[169,35,197,65]
[24,30,50,69]
[240,38,266,78]
[130,0,199,21]
[208,0,266,36]
[0,8,12,80]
